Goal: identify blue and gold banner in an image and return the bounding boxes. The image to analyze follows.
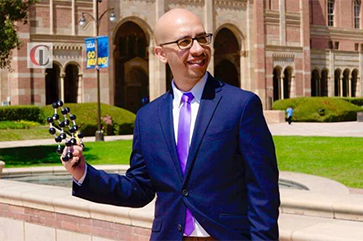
[96,36,109,68]
[85,36,109,69]
[85,38,96,69]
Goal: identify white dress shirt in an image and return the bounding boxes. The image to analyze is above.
[172,72,210,237]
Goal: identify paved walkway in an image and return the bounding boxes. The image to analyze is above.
[268,121,363,137]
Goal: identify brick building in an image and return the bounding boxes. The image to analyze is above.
[0,0,362,112]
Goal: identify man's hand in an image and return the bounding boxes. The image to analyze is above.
[61,144,86,181]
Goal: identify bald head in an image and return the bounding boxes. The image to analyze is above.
[154,9,204,45]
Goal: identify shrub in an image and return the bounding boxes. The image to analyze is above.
[0,120,41,129]
[342,97,363,107]
[40,103,136,136]
[272,97,363,122]
[0,106,42,122]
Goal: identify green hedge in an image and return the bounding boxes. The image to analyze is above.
[272,97,363,122]
[342,97,363,107]
[40,103,136,136]
[0,105,43,122]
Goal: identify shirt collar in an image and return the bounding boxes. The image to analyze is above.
[172,72,208,108]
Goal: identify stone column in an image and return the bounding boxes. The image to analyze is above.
[60,73,65,102]
[360,49,363,96]
[240,50,247,89]
[358,77,361,97]
[291,75,296,98]
[329,50,335,96]
[205,0,214,75]
[149,0,166,101]
[340,77,343,97]
[280,75,284,99]
[279,0,286,46]
[349,78,352,97]
[72,0,76,35]
[50,0,54,34]
[78,73,83,103]
[327,76,332,96]
[93,0,97,36]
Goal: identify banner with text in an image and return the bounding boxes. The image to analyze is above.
[85,36,109,69]
[96,36,109,68]
[85,38,96,69]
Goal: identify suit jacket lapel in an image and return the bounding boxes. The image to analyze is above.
[183,75,223,182]
[158,90,184,182]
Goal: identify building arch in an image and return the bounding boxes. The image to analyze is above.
[283,66,293,99]
[321,68,329,96]
[214,59,239,87]
[214,27,241,87]
[311,68,320,97]
[64,64,80,103]
[342,68,350,97]
[113,20,149,113]
[334,68,342,96]
[112,16,153,47]
[45,62,62,105]
[351,69,359,97]
[214,23,245,51]
[273,66,283,101]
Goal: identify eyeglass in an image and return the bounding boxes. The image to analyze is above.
[159,33,213,50]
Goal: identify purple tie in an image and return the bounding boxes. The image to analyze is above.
[177,92,195,236]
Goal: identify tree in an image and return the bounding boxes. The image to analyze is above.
[0,0,37,69]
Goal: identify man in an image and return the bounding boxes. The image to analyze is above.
[286,107,293,125]
[63,8,280,240]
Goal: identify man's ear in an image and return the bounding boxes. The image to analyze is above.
[154,46,168,64]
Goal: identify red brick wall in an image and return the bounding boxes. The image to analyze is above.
[310,0,326,25]
[286,0,300,13]
[286,26,301,45]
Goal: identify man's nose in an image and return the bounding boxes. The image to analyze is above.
[189,39,204,55]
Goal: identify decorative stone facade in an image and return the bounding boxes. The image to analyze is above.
[1,0,363,111]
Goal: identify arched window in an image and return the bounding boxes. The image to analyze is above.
[354,0,361,29]
[328,0,335,26]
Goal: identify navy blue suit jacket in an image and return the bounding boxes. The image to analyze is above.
[73,74,280,240]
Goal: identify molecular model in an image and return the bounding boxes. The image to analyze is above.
[46,100,84,162]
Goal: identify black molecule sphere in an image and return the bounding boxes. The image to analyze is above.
[49,127,56,135]
[60,133,67,139]
[56,146,63,154]
[55,136,62,143]
[47,117,54,124]
[56,100,63,107]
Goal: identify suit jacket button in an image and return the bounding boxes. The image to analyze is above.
[182,189,189,197]
[178,224,183,232]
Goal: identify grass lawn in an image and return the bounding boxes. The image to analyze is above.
[0,140,132,167]
[1,136,363,189]
[0,126,51,141]
[273,136,363,189]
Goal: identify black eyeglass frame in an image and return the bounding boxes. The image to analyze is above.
[159,33,213,50]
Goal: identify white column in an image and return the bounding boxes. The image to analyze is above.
[93,0,98,36]
[78,74,83,103]
[60,73,65,102]
[360,50,363,96]
[240,51,247,89]
[340,77,343,97]
[72,0,76,35]
[329,50,335,96]
[205,0,214,75]
[349,78,352,97]
[280,75,284,99]
[279,0,286,46]
[291,75,296,97]
[50,0,54,34]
